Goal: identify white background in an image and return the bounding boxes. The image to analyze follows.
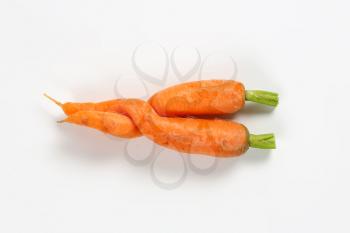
[1,0,349,232]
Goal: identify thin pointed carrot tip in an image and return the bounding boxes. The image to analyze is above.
[44,93,62,106]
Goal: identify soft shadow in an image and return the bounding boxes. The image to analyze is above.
[219,149,270,174]
[239,148,272,164]
[183,148,271,181]
[55,123,126,163]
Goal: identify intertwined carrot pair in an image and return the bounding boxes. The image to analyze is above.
[46,80,278,157]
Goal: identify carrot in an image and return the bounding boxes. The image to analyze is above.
[45,95,275,157]
[44,94,140,138]
[59,111,141,138]
[44,80,278,118]
[44,94,119,116]
[149,80,279,116]
[104,99,275,156]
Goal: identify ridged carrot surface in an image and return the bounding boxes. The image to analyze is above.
[149,80,246,116]
[45,79,277,157]
[50,80,278,118]
[51,97,249,157]
[62,111,141,138]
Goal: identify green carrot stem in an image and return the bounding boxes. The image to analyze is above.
[249,134,276,149]
[245,90,279,107]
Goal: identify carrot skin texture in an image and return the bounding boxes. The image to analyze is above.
[148,80,246,116]
[44,76,278,156]
[46,94,249,157]
[61,100,118,116]
[58,98,250,156]
[105,99,250,157]
[45,95,277,156]
[47,79,278,118]
[58,80,245,117]
[62,111,141,138]
[47,95,250,156]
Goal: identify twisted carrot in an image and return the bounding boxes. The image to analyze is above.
[47,80,278,117]
[45,80,277,157]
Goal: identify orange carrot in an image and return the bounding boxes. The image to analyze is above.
[44,94,140,138]
[71,98,250,157]
[44,94,119,116]
[60,111,141,138]
[149,80,278,116]
[45,80,278,118]
[45,94,275,157]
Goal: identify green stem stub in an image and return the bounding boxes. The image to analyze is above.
[245,90,279,107]
[249,134,276,149]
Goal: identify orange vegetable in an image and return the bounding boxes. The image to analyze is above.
[149,80,278,116]
[45,80,278,118]
[60,111,141,138]
[44,94,140,138]
[45,95,275,157]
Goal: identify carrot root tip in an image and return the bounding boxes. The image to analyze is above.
[43,93,63,106]
[245,90,279,107]
[249,133,276,149]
